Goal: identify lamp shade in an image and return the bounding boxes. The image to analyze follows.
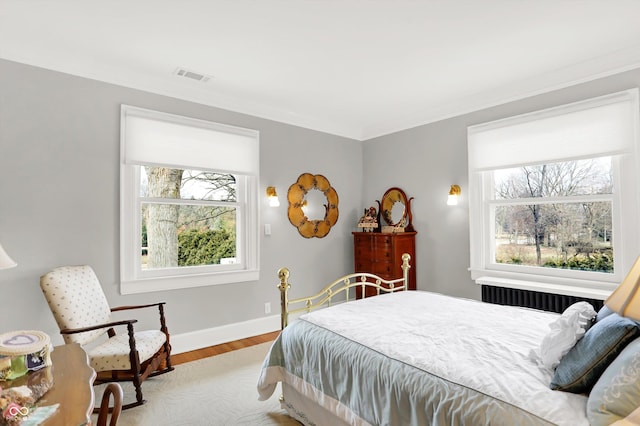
[266,186,280,207]
[0,243,17,270]
[447,185,461,206]
[605,256,640,321]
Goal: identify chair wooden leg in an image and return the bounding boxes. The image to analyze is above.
[132,371,144,406]
[159,303,173,372]
[164,340,173,370]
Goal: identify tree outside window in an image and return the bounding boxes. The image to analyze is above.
[492,158,613,273]
[141,168,237,270]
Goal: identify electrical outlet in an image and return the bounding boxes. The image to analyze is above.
[264,302,271,314]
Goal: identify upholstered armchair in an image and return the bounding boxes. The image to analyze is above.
[39,265,173,410]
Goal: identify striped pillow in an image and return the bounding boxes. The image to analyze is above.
[550,313,640,394]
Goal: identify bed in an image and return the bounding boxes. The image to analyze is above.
[257,254,639,425]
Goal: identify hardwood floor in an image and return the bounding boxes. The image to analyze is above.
[171,330,281,365]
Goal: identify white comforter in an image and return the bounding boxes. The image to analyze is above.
[258,291,589,425]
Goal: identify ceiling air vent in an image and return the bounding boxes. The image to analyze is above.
[173,68,211,83]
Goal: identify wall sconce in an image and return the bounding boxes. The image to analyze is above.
[447,185,461,206]
[0,243,17,270]
[266,186,280,207]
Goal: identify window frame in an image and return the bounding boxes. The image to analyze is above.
[468,89,640,300]
[120,106,259,295]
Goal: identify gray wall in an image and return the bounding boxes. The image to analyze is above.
[363,67,640,300]
[0,59,362,345]
[2,57,640,348]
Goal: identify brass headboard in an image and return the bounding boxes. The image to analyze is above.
[277,253,411,329]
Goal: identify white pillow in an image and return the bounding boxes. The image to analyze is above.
[530,301,597,370]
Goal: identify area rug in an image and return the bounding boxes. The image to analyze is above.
[91,342,300,426]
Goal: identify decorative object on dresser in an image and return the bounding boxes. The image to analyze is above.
[353,187,416,298]
[287,173,339,238]
[356,206,378,232]
[378,186,414,233]
[39,265,174,411]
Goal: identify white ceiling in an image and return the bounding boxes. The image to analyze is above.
[2,1,640,140]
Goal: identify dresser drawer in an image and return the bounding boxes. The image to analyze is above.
[353,235,371,246]
[354,260,373,272]
[373,235,391,247]
[354,245,376,259]
[370,261,393,277]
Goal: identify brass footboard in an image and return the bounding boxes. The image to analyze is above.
[277,253,411,329]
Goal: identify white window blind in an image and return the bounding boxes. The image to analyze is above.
[468,90,638,172]
[120,105,260,294]
[122,105,259,175]
[467,88,640,298]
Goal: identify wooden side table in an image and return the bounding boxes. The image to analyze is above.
[39,343,96,425]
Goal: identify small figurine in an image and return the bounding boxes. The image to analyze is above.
[357,206,378,232]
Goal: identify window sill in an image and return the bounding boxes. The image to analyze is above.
[473,275,613,300]
[120,269,259,295]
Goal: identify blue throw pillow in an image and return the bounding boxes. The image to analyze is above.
[550,313,640,394]
[596,304,615,322]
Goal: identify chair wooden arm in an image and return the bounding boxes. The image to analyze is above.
[60,319,138,335]
[110,302,166,312]
[111,302,169,339]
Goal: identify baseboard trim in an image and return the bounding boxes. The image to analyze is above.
[171,315,280,355]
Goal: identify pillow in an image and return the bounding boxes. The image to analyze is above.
[587,337,640,426]
[596,304,615,322]
[529,301,596,370]
[550,313,640,393]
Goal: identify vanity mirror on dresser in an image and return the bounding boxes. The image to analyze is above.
[353,187,417,298]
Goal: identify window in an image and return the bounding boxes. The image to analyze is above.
[467,89,640,298]
[120,105,259,294]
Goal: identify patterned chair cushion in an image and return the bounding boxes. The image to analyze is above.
[40,265,112,346]
[88,330,167,373]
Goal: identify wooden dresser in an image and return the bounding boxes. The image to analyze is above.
[353,231,416,298]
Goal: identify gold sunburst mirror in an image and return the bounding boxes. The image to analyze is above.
[287,173,339,238]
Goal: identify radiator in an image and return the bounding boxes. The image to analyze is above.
[481,285,604,314]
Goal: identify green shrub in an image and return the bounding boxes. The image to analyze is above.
[178,229,236,266]
[543,253,613,272]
